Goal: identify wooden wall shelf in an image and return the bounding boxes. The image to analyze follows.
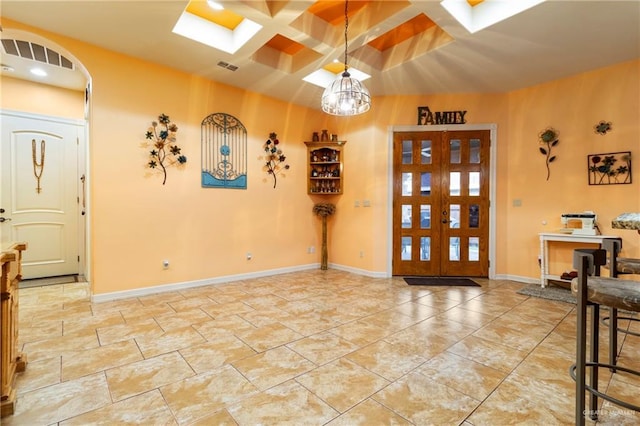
[304,141,346,195]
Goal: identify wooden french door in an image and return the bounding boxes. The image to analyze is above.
[392,130,490,277]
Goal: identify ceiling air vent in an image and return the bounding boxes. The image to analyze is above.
[217,61,238,71]
[1,39,74,70]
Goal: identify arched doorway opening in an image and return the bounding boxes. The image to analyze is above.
[0,28,92,285]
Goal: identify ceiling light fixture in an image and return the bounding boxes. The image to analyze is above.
[321,0,371,116]
[30,67,47,77]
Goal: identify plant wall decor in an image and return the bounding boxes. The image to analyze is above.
[262,132,290,188]
[538,127,559,181]
[588,151,631,185]
[313,203,336,270]
[144,113,187,185]
[594,120,612,135]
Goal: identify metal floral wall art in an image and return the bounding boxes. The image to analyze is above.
[594,120,612,135]
[144,113,187,185]
[538,127,559,181]
[588,151,631,185]
[262,132,290,188]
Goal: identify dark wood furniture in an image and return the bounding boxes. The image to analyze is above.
[571,249,640,425]
[1,242,27,418]
[304,141,346,195]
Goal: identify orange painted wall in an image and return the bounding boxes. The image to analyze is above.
[321,93,510,275]
[1,76,84,118]
[503,60,639,280]
[2,17,638,295]
[334,61,639,280]
[2,19,328,296]
[85,57,328,295]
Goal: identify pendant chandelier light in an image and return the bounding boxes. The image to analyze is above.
[321,0,371,116]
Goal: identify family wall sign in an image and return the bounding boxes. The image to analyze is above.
[417,106,467,125]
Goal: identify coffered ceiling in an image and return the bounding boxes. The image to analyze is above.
[1,1,639,111]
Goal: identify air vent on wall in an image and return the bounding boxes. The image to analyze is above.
[217,61,238,71]
[1,39,74,70]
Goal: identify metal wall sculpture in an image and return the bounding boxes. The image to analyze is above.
[201,113,247,189]
[588,151,631,185]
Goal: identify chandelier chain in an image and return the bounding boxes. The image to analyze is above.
[320,0,370,115]
[343,0,349,73]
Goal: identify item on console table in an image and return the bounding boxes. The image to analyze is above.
[561,211,598,235]
[611,212,640,234]
[561,271,578,280]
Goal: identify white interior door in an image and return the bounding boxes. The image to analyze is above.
[1,111,83,279]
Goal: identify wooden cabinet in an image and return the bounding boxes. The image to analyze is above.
[1,242,27,418]
[304,141,346,195]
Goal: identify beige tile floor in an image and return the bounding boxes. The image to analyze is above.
[6,270,640,425]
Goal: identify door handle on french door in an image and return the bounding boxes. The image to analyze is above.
[0,217,11,223]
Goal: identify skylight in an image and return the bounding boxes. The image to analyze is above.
[172,2,261,54]
[303,65,370,89]
[441,0,545,33]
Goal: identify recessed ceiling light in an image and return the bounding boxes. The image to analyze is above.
[30,67,47,77]
[207,1,224,10]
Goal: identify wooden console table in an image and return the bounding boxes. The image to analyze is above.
[1,242,27,418]
[539,233,618,288]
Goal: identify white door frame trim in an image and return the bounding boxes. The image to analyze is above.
[387,124,497,279]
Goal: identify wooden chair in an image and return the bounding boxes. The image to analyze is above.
[602,238,640,371]
[571,248,640,425]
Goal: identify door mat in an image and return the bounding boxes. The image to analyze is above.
[516,283,575,304]
[404,277,480,287]
[19,275,79,289]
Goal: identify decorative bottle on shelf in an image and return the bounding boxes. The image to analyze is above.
[312,132,320,142]
[321,129,329,141]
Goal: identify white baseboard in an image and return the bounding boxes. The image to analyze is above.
[92,266,538,303]
[329,263,390,278]
[91,263,320,303]
[494,273,540,284]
